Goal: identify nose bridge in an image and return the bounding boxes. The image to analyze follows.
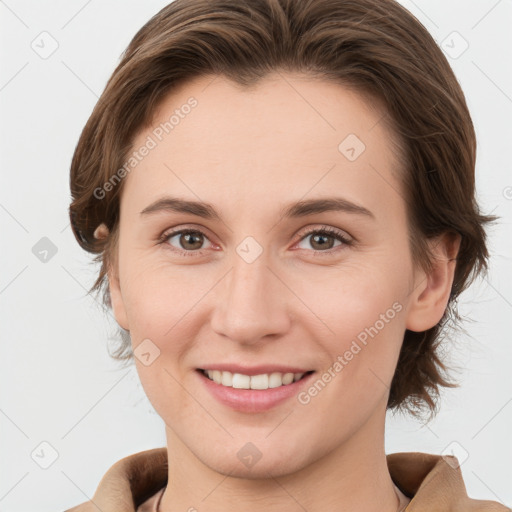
[210,245,289,343]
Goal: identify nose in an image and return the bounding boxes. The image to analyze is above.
[210,252,291,346]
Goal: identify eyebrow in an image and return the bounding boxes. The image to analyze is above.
[140,196,375,221]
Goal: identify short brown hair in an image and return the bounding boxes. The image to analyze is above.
[68,0,498,419]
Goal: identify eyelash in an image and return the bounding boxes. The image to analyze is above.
[157,225,353,258]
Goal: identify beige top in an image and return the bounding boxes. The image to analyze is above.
[64,447,510,511]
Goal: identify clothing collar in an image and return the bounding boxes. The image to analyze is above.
[65,448,509,511]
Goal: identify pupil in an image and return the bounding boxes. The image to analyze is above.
[313,234,333,250]
[182,233,202,249]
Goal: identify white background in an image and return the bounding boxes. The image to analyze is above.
[0,1,511,510]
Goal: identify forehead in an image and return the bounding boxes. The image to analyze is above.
[123,72,405,221]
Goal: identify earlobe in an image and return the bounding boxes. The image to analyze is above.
[405,232,461,332]
[108,264,130,331]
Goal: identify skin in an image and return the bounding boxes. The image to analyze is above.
[108,72,460,511]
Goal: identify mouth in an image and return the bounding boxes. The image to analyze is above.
[196,368,315,390]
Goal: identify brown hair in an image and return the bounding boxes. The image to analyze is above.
[68,0,497,419]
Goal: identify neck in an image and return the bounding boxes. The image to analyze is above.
[160,403,401,512]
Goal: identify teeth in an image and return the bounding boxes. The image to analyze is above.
[250,373,268,390]
[282,373,294,385]
[269,372,283,388]
[232,373,251,389]
[221,371,232,387]
[203,370,307,389]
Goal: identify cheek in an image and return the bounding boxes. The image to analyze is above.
[301,266,407,392]
[299,263,405,333]
[120,255,207,339]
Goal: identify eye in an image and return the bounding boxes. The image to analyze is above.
[158,225,352,257]
[159,228,214,256]
[295,226,352,255]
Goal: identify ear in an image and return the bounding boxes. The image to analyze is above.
[108,262,130,331]
[405,232,461,332]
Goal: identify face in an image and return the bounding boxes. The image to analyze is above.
[108,72,445,478]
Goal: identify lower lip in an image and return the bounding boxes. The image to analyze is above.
[197,370,315,413]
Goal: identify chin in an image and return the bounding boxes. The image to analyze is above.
[188,432,318,480]
[201,450,307,480]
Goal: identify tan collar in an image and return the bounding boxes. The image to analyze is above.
[387,452,508,511]
[65,448,509,511]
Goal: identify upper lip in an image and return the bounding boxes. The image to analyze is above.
[198,364,314,376]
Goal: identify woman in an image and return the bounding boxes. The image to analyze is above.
[65,0,508,510]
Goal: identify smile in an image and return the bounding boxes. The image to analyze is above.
[199,369,314,390]
[196,365,317,412]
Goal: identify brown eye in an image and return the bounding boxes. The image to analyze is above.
[161,229,213,255]
[308,232,337,250]
[296,227,352,254]
[176,231,204,250]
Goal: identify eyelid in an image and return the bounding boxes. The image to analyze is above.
[295,224,352,243]
[159,223,215,242]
